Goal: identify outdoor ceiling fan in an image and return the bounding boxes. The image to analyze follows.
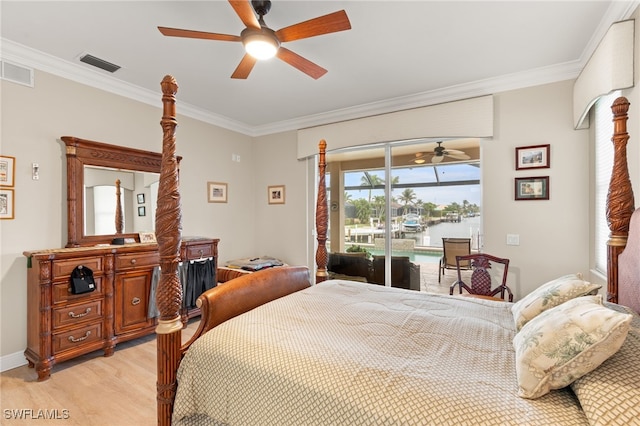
[158,0,351,79]
[411,142,471,164]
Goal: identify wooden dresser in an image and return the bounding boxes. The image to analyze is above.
[24,237,218,381]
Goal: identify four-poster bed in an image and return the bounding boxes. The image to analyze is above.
[154,76,639,425]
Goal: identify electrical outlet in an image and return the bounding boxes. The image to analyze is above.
[506,234,520,246]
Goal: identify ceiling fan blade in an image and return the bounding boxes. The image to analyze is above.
[158,26,241,42]
[231,54,258,79]
[444,148,466,155]
[276,47,327,79]
[431,155,444,164]
[228,0,260,29]
[275,10,351,42]
[445,153,471,160]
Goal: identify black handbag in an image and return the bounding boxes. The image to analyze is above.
[70,265,96,295]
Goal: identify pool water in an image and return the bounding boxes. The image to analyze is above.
[369,249,441,264]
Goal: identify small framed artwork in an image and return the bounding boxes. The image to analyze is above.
[0,155,16,187]
[137,193,145,204]
[138,206,146,216]
[139,232,157,243]
[268,185,285,204]
[207,182,228,203]
[0,188,15,219]
[515,176,549,200]
[516,144,550,170]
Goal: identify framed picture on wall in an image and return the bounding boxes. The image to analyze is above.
[138,206,146,216]
[268,185,285,204]
[0,189,15,219]
[207,182,228,203]
[137,193,145,204]
[515,144,550,170]
[0,155,16,187]
[515,176,549,200]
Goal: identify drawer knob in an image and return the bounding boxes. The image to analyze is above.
[131,297,141,306]
[130,259,137,264]
[68,331,91,343]
[68,307,92,318]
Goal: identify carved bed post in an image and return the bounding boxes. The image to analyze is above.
[315,140,329,283]
[607,96,635,303]
[156,75,183,426]
[115,179,123,234]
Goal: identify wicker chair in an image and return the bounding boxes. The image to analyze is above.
[449,253,513,302]
[439,238,472,283]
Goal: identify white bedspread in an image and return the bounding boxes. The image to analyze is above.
[173,280,587,425]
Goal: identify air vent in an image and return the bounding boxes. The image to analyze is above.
[1,60,34,87]
[79,54,121,73]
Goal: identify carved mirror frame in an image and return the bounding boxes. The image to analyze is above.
[62,136,164,247]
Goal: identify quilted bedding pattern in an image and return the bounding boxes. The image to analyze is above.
[173,280,587,426]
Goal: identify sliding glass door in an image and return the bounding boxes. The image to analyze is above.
[326,139,481,289]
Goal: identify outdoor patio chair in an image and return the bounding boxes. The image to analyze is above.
[439,238,471,283]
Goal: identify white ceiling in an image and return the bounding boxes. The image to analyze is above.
[1,1,637,136]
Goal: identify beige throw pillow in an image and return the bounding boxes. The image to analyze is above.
[513,295,632,399]
[511,273,601,331]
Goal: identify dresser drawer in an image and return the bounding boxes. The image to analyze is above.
[52,256,103,280]
[53,299,103,329]
[52,276,103,304]
[115,252,159,270]
[53,322,103,353]
[184,244,214,261]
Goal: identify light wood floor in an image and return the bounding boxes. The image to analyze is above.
[1,322,198,426]
[1,265,458,426]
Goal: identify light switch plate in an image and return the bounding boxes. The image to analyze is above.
[506,234,520,246]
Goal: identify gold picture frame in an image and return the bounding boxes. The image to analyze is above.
[139,232,157,243]
[0,189,15,219]
[207,182,228,203]
[268,185,285,204]
[0,155,16,187]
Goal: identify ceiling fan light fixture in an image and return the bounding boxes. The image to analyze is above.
[414,158,426,164]
[242,29,279,60]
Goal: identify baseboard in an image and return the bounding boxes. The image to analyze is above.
[0,351,27,373]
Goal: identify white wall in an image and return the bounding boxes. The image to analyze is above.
[251,131,310,267]
[485,80,590,298]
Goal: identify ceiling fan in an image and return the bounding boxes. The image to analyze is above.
[158,0,351,79]
[411,142,471,164]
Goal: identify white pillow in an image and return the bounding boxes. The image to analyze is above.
[511,273,601,331]
[570,304,640,426]
[513,295,632,399]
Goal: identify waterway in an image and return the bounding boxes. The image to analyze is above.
[349,216,482,264]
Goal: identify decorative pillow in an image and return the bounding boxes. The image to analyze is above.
[570,303,640,426]
[513,295,632,399]
[511,273,601,331]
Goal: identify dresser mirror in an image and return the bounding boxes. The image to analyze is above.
[62,136,167,247]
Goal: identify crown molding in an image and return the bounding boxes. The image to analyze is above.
[3,0,636,138]
[1,39,255,135]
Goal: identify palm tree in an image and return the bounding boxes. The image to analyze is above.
[360,172,383,203]
[398,188,417,214]
[352,198,372,225]
[372,195,386,221]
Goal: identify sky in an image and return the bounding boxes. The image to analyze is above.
[338,163,481,208]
